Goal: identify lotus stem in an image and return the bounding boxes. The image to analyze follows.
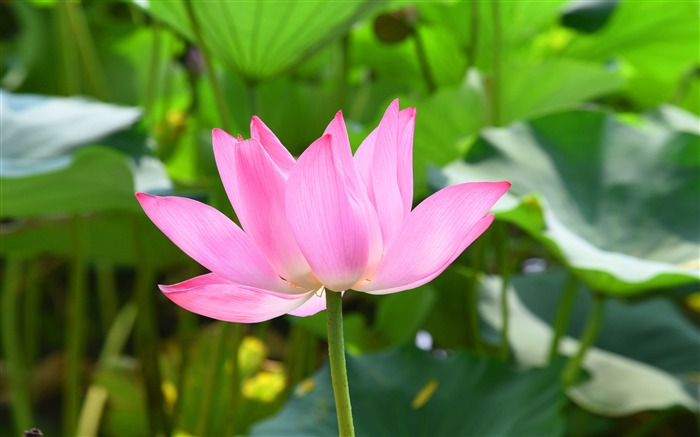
[495,223,510,359]
[183,0,232,132]
[412,28,437,94]
[466,0,479,69]
[2,258,33,435]
[490,0,502,126]
[65,215,87,437]
[197,323,230,437]
[548,273,579,364]
[561,293,606,387]
[62,0,108,100]
[225,323,244,437]
[325,290,355,437]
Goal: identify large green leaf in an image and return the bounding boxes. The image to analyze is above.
[0,211,191,268]
[251,345,567,436]
[415,2,622,125]
[140,0,384,80]
[434,108,700,295]
[405,73,488,197]
[418,0,568,69]
[1,91,171,217]
[2,147,140,217]
[560,0,619,34]
[565,0,698,79]
[564,0,699,109]
[1,146,171,218]
[499,59,622,125]
[478,272,700,415]
[0,89,141,160]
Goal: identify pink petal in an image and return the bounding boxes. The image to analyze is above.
[287,288,328,317]
[249,116,296,174]
[160,273,313,323]
[213,130,319,290]
[135,193,297,294]
[323,111,364,198]
[325,111,384,280]
[397,107,416,212]
[356,181,510,294]
[354,127,377,203]
[355,100,416,245]
[285,134,370,291]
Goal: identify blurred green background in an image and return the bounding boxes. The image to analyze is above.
[1,0,698,436]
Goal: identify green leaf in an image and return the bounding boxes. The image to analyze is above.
[1,91,172,217]
[372,286,436,345]
[566,0,698,80]
[141,0,385,80]
[288,310,368,354]
[251,345,567,436]
[95,365,149,437]
[418,24,468,87]
[0,211,192,268]
[560,0,619,34]
[1,89,141,160]
[477,271,700,415]
[2,147,140,217]
[407,73,488,196]
[434,108,700,295]
[565,0,699,108]
[499,59,623,125]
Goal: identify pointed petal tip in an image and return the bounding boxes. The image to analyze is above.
[250,115,266,132]
[497,180,512,191]
[135,191,155,202]
[401,106,417,118]
[318,133,333,143]
[212,127,238,146]
[158,273,314,323]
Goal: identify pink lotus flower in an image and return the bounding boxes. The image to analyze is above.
[136,100,510,323]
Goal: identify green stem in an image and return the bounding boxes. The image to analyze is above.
[490,0,502,126]
[225,323,244,437]
[62,0,108,100]
[183,0,232,131]
[333,35,349,110]
[197,323,231,437]
[75,385,108,437]
[65,215,87,437]
[54,1,79,95]
[172,266,199,425]
[412,28,437,94]
[23,260,42,365]
[132,219,171,437]
[245,79,259,118]
[548,273,579,364]
[466,0,480,70]
[144,21,162,119]
[465,239,485,352]
[561,293,606,387]
[95,261,119,336]
[494,223,510,359]
[2,258,33,435]
[79,302,138,437]
[325,291,355,437]
[97,302,138,366]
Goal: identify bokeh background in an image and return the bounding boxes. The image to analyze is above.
[1,0,698,436]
